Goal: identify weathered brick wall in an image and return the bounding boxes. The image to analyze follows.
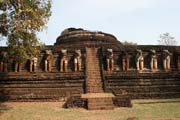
[0,72,85,102]
[178,56,180,70]
[104,72,180,99]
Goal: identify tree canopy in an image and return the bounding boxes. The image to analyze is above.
[0,0,51,63]
[158,33,178,46]
[122,40,137,46]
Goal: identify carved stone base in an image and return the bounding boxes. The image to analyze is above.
[81,93,114,110]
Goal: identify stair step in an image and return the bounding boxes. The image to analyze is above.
[81,93,114,110]
[85,48,103,93]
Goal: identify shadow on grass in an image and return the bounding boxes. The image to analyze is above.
[0,102,12,116]
[135,99,180,104]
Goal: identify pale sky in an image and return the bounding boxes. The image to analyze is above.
[2,0,180,46]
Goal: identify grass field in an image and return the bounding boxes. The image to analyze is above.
[0,99,180,120]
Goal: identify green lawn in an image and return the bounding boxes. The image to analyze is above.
[0,99,180,120]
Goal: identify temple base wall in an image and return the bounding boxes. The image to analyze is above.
[0,72,85,102]
[104,72,180,99]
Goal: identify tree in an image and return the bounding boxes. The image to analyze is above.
[158,33,178,46]
[122,40,137,46]
[0,0,51,63]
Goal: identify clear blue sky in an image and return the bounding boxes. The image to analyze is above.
[3,0,180,46]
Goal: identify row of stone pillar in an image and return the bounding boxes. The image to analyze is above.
[0,48,178,73]
[0,49,82,73]
[34,49,82,72]
[59,49,82,72]
[106,49,172,72]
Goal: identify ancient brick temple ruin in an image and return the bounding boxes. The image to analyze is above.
[0,28,180,110]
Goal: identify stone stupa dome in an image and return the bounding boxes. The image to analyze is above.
[54,28,122,50]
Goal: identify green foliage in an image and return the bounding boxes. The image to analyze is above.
[158,33,178,46]
[122,40,137,46]
[0,0,51,62]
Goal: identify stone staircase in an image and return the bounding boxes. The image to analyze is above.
[85,48,103,93]
[82,47,114,110]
